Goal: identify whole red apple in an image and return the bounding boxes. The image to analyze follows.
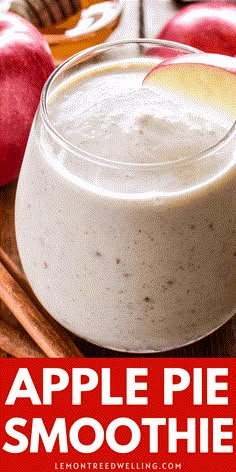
[0,12,55,186]
[148,2,236,58]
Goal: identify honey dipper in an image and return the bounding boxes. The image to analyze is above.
[8,0,109,30]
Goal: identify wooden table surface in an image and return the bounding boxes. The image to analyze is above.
[0,0,235,357]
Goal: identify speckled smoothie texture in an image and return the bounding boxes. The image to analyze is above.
[15,59,236,351]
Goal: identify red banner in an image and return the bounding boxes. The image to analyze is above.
[0,358,235,471]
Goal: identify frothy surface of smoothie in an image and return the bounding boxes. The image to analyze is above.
[49,62,233,164]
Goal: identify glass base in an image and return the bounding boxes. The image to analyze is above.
[70,308,236,354]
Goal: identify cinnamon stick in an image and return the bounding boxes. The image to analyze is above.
[0,254,84,358]
[0,347,8,358]
[0,249,84,355]
[0,248,28,294]
[0,319,46,358]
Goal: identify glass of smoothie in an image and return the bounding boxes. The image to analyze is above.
[15,39,236,353]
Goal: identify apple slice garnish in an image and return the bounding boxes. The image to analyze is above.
[143,53,236,116]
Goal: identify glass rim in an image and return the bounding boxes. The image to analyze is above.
[40,38,236,169]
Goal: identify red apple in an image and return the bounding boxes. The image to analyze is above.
[147,2,236,58]
[0,12,55,186]
[143,53,236,116]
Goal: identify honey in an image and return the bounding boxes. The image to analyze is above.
[9,0,124,64]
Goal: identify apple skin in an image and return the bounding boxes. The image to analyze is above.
[145,53,236,79]
[147,2,236,58]
[0,12,55,187]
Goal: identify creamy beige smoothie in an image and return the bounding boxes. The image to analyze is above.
[15,50,236,352]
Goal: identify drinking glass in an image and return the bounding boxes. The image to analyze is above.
[15,40,236,352]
